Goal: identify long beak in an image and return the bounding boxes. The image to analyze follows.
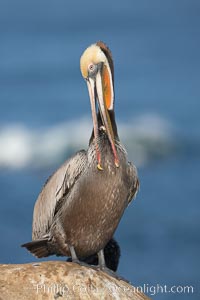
[87,79,103,170]
[87,72,119,169]
[95,71,119,167]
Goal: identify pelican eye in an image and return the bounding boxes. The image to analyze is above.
[88,63,98,77]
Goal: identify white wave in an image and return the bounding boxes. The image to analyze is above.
[120,114,173,166]
[0,125,32,168]
[0,114,173,169]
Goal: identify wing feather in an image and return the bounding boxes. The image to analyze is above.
[127,162,139,205]
[32,150,87,239]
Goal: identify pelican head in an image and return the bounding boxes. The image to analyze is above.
[80,41,119,169]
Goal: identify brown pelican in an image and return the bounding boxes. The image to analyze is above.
[22,41,139,273]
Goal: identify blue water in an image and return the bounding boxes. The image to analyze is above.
[0,1,200,299]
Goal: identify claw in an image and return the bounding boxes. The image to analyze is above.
[97,163,103,171]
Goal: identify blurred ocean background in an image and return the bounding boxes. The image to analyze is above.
[0,0,199,299]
